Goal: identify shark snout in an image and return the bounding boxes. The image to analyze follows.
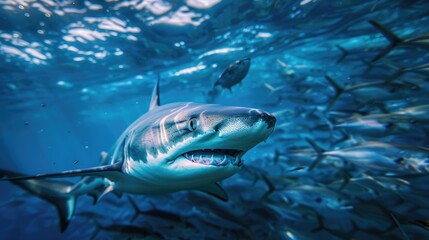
[248,109,276,129]
[261,112,276,129]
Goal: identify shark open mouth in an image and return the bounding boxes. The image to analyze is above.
[182,149,243,167]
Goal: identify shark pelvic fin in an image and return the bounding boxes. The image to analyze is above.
[149,75,160,111]
[195,182,228,201]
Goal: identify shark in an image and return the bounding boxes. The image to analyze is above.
[0,77,276,232]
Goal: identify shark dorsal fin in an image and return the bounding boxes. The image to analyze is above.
[149,75,160,111]
[195,182,228,201]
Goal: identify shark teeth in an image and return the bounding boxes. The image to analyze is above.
[218,155,228,166]
[182,149,243,167]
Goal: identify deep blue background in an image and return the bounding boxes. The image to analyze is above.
[1,0,428,239]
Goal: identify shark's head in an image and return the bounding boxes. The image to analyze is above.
[122,102,276,191]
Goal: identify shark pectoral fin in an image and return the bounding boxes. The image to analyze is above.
[194,182,228,201]
[0,162,123,181]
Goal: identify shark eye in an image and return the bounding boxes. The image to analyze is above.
[187,118,198,131]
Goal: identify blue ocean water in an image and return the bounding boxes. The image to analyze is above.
[1,0,429,239]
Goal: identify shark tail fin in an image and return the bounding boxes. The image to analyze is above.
[335,45,350,65]
[368,20,402,62]
[305,138,326,171]
[324,75,344,110]
[0,169,77,232]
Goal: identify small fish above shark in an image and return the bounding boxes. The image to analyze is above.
[206,58,251,103]
[214,58,251,92]
[0,77,276,232]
